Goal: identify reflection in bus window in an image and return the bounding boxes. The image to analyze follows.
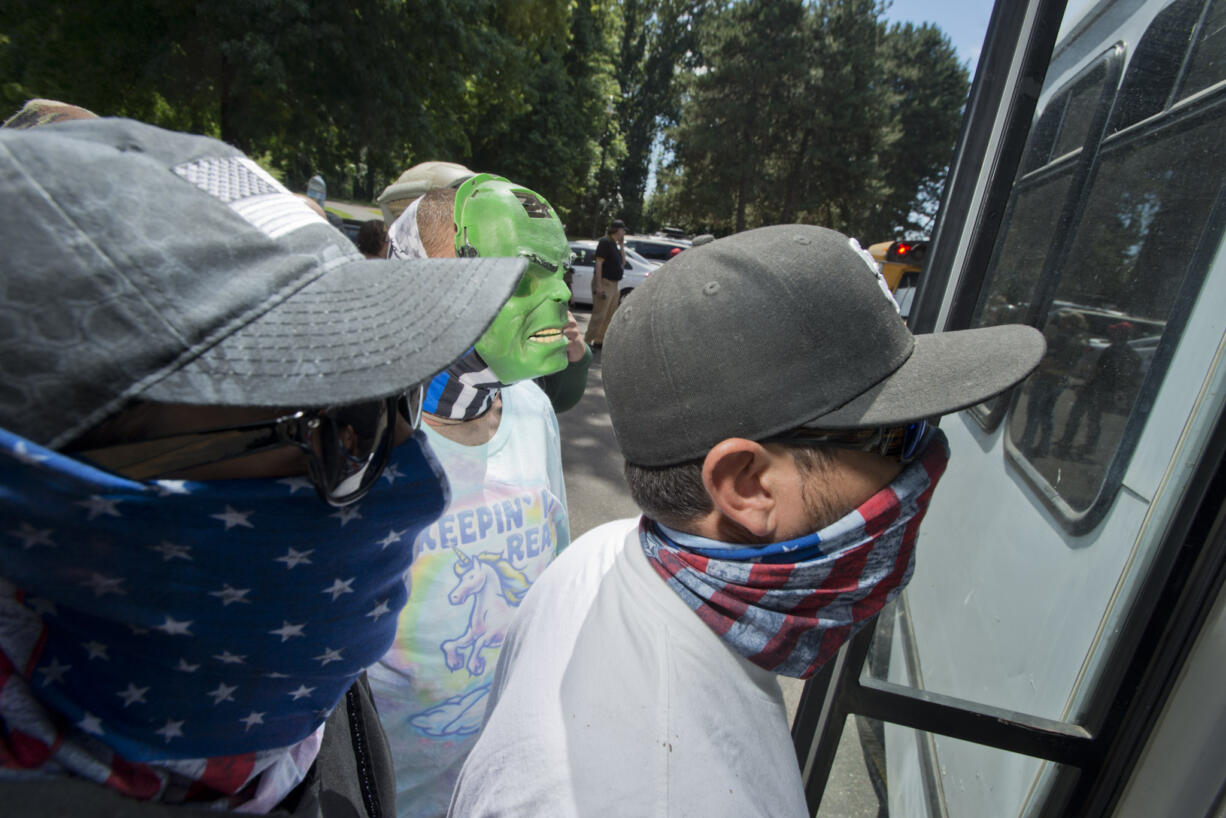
[973,59,1112,336]
[967,57,1116,437]
[976,176,1074,328]
[1006,104,1223,513]
[1180,0,1226,98]
[1052,63,1109,157]
[1109,0,1204,131]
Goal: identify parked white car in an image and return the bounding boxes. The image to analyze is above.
[567,240,659,306]
[624,234,690,262]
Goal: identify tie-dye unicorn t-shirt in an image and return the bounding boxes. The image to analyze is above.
[368,380,569,817]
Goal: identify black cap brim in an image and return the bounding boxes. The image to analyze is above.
[143,256,526,409]
[805,324,1047,428]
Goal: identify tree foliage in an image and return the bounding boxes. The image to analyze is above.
[1,0,967,241]
[611,0,705,231]
[651,0,968,241]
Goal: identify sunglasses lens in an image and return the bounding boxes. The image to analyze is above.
[899,420,930,462]
[307,397,397,506]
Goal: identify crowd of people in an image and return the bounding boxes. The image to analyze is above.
[0,98,1045,817]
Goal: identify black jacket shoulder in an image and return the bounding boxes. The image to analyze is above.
[0,675,394,818]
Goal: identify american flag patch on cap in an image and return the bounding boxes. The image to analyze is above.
[174,157,324,239]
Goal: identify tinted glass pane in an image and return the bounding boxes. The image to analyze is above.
[1053,66,1107,156]
[1181,0,1226,97]
[1111,0,1204,131]
[973,173,1075,329]
[633,244,674,261]
[1007,108,1226,511]
[1019,96,1066,174]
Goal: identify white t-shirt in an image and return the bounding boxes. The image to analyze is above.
[448,518,808,818]
[368,381,569,817]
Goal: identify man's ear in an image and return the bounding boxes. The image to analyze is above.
[701,438,779,541]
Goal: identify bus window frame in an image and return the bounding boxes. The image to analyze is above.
[1002,92,1226,533]
[966,46,1124,434]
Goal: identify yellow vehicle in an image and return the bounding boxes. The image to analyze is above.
[865,239,927,291]
[866,239,927,321]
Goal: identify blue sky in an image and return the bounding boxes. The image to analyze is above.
[883,0,994,72]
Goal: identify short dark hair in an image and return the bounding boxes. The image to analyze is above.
[418,187,458,257]
[609,219,626,234]
[355,219,388,257]
[623,441,834,528]
[624,456,711,528]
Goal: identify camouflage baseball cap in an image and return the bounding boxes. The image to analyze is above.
[2,99,98,130]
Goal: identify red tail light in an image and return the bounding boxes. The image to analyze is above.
[887,241,927,263]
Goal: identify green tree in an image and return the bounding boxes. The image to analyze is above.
[775,0,895,238]
[660,0,810,234]
[464,0,621,235]
[0,0,970,242]
[652,0,967,241]
[0,0,468,198]
[612,0,704,231]
[873,22,969,238]
[0,0,197,129]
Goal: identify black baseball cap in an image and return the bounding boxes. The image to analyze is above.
[602,224,1045,467]
[0,119,526,449]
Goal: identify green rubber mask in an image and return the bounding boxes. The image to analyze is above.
[453,174,573,383]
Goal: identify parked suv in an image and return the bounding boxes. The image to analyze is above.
[624,234,690,262]
[567,241,659,306]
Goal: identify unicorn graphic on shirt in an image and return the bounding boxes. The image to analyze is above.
[440,545,531,677]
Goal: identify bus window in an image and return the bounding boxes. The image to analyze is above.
[1004,12,1226,527]
[1053,62,1112,157]
[974,175,1075,327]
[1180,0,1226,96]
[968,52,1120,430]
[1108,0,1205,131]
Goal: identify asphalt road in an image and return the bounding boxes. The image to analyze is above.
[556,307,641,539]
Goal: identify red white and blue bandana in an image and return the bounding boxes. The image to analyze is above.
[0,426,447,807]
[640,430,949,678]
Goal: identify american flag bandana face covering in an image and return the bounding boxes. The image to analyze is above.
[0,426,447,802]
[640,430,950,679]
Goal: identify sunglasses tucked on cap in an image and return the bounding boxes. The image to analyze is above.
[0,119,526,452]
[768,420,933,465]
[601,224,1046,467]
